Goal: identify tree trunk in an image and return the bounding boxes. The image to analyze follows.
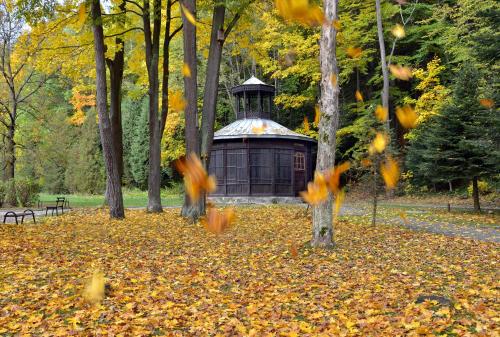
[472,176,481,212]
[91,0,125,219]
[372,158,378,226]
[180,0,202,220]
[199,4,226,216]
[375,0,390,132]
[143,0,163,212]
[4,119,15,181]
[312,0,339,249]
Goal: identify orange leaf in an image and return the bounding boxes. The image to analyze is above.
[388,64,413,81]
[332,19,341,31]
[175,153,217,202]
[203,207,235,235]
[325,162,350,195]
[300,172,328,205]
[303,116,310,132]
[355,90,363,102]
[380,156,400,190]
[252,121,268,135]
[314,105,321,126]
[170,91,187,112]
[347,47,362,58]
[290,242,298,258]
[479,98,494,109]
[395,105,417,128]
[375,105,388,122]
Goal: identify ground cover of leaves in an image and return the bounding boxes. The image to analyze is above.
[0,206,498,336]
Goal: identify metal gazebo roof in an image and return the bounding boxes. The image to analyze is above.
[213,118,316,142]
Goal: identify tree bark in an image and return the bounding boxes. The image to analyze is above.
[143,0,163,212]
[472,176,481,212]
[375,0,390,132]
[312,0,339,249]
[91,0,125,219]
[4,116,15,181]
[180,0,202,220]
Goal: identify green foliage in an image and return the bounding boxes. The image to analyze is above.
[64,109,106,194]
[123,98,149,189]
[406,64,500,188]
[15,178,41,207]
[0,181,5,207]
[4,179,17,206]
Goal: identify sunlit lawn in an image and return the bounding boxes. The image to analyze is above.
[0,206,497,335]
[38,189,183,208]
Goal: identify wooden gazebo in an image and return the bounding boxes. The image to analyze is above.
[209,76,316,197]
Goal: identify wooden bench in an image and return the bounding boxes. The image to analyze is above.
[3,209,36,224]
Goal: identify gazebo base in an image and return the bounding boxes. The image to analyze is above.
[208,196,305,205]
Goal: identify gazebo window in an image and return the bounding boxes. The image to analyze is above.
[275,150,292,184]
[248,93,259,114]
[209,150,224,183]
[250,149,272,183]
[294,152,305,171]
[262,96,271,113]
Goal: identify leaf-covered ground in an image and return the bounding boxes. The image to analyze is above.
[0,206,498,336]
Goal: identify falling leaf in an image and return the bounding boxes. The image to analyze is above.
[361,158,372,167]
[479,98,494,109]
[330,73,337,87]
[347,47,362,58]
[325,162,350,195]
[355,90,364,102]
[391,24,405,38]
[76,3,87,28]
[395,105,418,129]
[181,4,197,27]
[289,242,298,258]
[284,50,297,66]
[252,121,268,135]
[389,64,413,80]
[275,0,325,26]
[83,270,105,304]
[399,211,409,224]
[371,132,387,154]
[375,105,388,122]
[314,105,321,126]
[332,19,341,31]
[334,189,345,217]
[380,156,400,190]
[182,63,191,78]
[175,153,217,202]
[203,207,235,235]
[300,172,328,205]
[170,91,187,112]
[303,116,310,132]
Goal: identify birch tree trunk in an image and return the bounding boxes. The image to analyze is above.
[91,0,125,219]
[312,0,340,248]
[375,0,390,132]
[180,0,202,220]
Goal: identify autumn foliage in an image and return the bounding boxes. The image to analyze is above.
[0,207,497,335]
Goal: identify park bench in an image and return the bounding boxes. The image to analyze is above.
[44,197,66,216]
[3,209,36,224]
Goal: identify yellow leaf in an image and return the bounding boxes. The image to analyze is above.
[175,153,217,202]
[380,156,400,190]
[83,270,105,304]
[170,91,187,112]
[314,105,321,126]
[391,24,405,38]
[252,121,268,135]
[347,46,362,58]
[181,4,197,27]
[355,90,363,102]
[332,19,341,31]
[395,105,418,128]
[375,105,388,122]
[299,321,313,333]
[182,63,191,78]
[303,116,310,132]
[76,3,87,28]
[334,189,345,217]
[300,172,328,205]
[389,64,413,81]
[371,132,387,153]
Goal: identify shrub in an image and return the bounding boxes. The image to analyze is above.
[15,178,41,207]
[0,181,5,207]
[467,180,492,196]
[4,179,17,206]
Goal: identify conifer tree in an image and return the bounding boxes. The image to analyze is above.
[407,64,499,211]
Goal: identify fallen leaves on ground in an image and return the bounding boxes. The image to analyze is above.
[0,206,497,335]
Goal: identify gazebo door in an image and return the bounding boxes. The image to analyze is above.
[293,151,306,195]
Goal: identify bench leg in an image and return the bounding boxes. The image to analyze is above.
[21,215,25,224]
[32,213,36,224]
[2,215,6,224]
[45,208,48,216]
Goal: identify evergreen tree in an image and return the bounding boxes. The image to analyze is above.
[124,98,149,189]
[406,64,499,210]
